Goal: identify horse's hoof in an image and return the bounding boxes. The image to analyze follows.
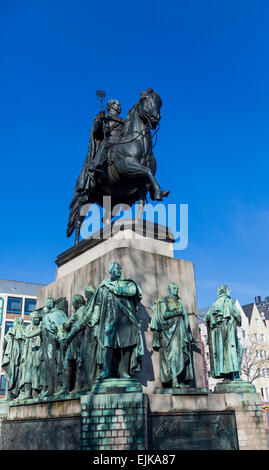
[154,190,170,201]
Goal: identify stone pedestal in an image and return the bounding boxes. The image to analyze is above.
[1,387,267,450]
[36,220,204,393]
[81,379,147,450]
[214,379,256,394]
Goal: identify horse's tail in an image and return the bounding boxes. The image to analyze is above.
[66,196,79,238]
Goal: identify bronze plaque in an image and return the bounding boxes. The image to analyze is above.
[148,412,239,450]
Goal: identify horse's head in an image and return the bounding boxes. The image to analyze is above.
[138,88,162,129]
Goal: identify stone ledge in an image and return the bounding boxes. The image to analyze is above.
[214,379,256,394]
[91,378,143,394]
[55,219,175,268]
[154,387,209,395]
[7,398,81,421]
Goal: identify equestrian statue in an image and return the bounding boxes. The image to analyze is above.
[67,88,169,245]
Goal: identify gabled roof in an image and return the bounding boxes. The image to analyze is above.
[0,279,45,297]
[241,303,254,323]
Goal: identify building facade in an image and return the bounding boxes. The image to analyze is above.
[241,302,269,402]
[0,279,45,397]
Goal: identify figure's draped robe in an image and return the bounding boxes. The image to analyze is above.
[2,324,25,397]
[92,278,144,374]
[205,294,242,378]
[19,323,43,392]
[150,296,195,385]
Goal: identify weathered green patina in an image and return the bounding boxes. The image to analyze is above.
[205,285,242,380]
[57,294,87,395]
[89,262,144,380]
[150,283,198,388]
[2,317,26,399]
[18,311,43,399]
[1,264,144,401]
[40,296,69,397]
[79,285,98,389]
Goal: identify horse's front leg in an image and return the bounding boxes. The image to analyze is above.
[118,156,169,201]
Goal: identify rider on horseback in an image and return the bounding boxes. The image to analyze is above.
[87,99,125,188]
[67,89,169,244]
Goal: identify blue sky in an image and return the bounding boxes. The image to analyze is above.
[0,0,268,308]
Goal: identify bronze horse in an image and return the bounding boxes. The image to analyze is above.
[67,89,169,244]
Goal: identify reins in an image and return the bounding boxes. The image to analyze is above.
[106,123,160,148]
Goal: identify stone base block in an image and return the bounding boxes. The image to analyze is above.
[81,380,147,450]
[0,397,81,450]
[214,379,256,394]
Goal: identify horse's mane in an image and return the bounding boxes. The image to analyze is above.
[120,89,157,137]
[120,103,138,137]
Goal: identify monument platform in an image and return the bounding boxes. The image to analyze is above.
[0,387,267,450]
[1,220,267,450]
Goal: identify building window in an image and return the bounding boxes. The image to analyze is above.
[0,376,5,395]
[24,299,36,315]
[4,322,13,335]
[7,297,22,314]
[262,387,269,402]
[255,318,259,326]
[253,333,259,343]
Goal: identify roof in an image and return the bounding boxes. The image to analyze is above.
[241,303,255,323]
[257,304,269,322]
[0,279,46,297]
